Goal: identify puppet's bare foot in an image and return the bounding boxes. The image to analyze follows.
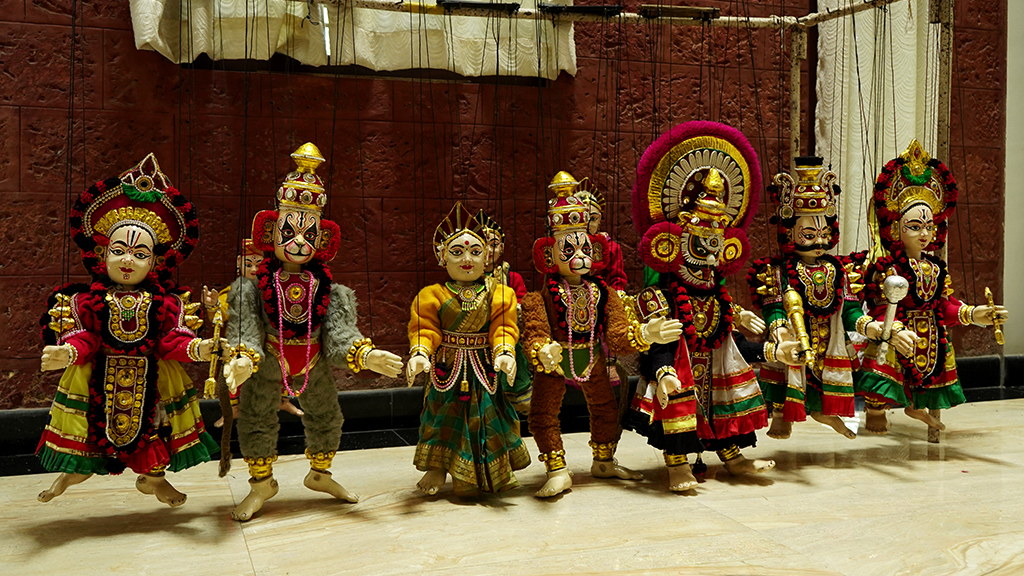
[535,469,573,498]
[810,412,857,439]
[136,474,187,507]
[232,476,279,522]
[722,454,775,475]
[38,472,91,502]
[766,416,792,439]
[865,408,889,434]
[667,464,698,492]
[279,399,304,417]
[416,469,447,495]
[904,407,945,430]
[591,459,644,480]
[304,469,359,503]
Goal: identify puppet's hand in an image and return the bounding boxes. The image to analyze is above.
[776,340,804,366]
[739,309,766,335]
[891,329,919,358]
[538,342,563,372]
[643,317,683,345]
[223,357,253,394]
[365,349,403,379]
[494,353,517,385]
[773,325,793,343]
[41,344,73,371]
[973,305,1009,326]
[201,285,220,310]
[195,338,228,362]
[406,354,431,387]
[656,374,681,409]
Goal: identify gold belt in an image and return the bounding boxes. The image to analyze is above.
[266,333,321,346]
[441,330,488,350]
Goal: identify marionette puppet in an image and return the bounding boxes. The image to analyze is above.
[222,143,403,521]
[857,140,1008,436]
[747,157,917,440]
[478,210,528,300]
[521,171,683,498]
[477,210,533,415]
[37,154,220,507]
[406,203,529,496]
[626,121,782,492]
[202,239,304,429]
[574,180,627,291]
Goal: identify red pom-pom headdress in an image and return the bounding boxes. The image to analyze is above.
[70,153,198,280]
[631,122,760,278]
[872,139,957,254]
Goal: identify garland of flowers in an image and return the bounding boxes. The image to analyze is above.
[256,258,332,339]
[781,253,844,319]
[545,274,608,338]
[666,276,733,353]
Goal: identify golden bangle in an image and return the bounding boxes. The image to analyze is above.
[231,344,261,373]
[529,338,556,373]
[768,318,788,336]
[589,441,616,462]
[537,449,567,471]
[65,343,78,367]
[855,315,873,337]
[305,449,336,472]
[409,344,431,358]
[763,341,777,364]
[627,322,652,352]
[493,342,516,358]
[655,365,677,382]
[346,337,375,373]
[664,453,688,467]
[187,338,205,362]
[245,455,277,479]
[717,445,741,461]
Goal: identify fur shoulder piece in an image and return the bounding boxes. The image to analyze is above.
[225,277,267,358]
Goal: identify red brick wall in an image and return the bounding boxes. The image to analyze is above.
[0,0,1005,408]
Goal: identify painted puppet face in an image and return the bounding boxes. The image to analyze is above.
[443,232,486,283]
[587,205,602,235]
[273,209,320,265]
[554,230,593,277]
[900,202,935,255]
[236,253,264,281]
[682,230,723,270]
[105,224,155,286]
[484,230,504,269]
[793,215,832,258]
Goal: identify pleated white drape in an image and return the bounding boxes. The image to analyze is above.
[814,0,939,254]
[130,0,577,79]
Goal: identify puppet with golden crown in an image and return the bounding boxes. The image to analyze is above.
[575,180,628,291]
[856,140,1007,435]
[222,143,403,521]
[626,121,782,492]
[521,172,683,498]
[747,157,917,440]
[406,203,528,496]
[37,154,220,507]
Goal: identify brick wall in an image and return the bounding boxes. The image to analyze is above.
[0,0,1005,408]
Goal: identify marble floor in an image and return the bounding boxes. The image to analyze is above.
[3,399,1024,576]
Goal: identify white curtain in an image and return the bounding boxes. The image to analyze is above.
[814,0,939,254]
[130,0,577,79]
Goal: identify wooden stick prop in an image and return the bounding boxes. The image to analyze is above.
[876,275,909,361]
[984,287,1005,345]
[204,308,224,398]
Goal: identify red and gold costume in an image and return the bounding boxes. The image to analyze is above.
[38,154,217,477]
[856,140,970,410]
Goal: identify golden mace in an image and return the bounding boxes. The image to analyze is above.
[984,287,1005,345]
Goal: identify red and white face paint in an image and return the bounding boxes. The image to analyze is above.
[555,230,593,277]
[273,209,320,266]
[105,224,155,286]
[793,215,832,259]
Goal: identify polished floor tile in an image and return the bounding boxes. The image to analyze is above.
[3,399,1023,575]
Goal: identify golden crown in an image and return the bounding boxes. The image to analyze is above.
[277,142,328,213]
[772,156,839,219]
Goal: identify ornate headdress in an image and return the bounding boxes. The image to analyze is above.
[71,153,198,280]
[575,177,607,215]
[873,139,957,253]
[768,156,841,251]
[252,143,340,261]
[240,238,263,258]
[533,172,607,273]
[277,142,328,213]
[476,209,504,241]
[632,121,761,277]
[433,202,486,265]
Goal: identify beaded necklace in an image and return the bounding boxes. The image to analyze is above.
[561,278,598,380]
[274,269,315,396]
